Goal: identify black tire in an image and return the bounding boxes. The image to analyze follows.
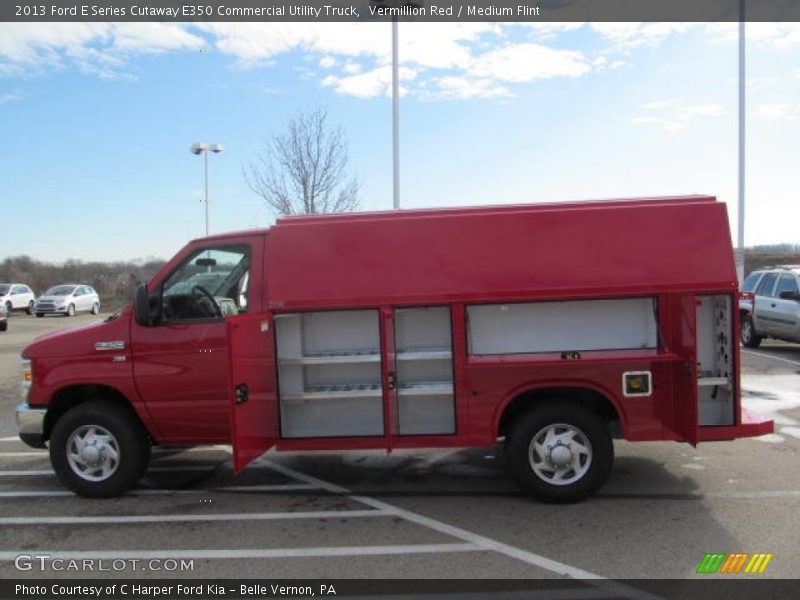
[26,300,34,315]
[506,403,613,503]
[50,401,151,498]
[66,303,75,317]
[741,315,762,348]
[35,313,43,318]
[0,321,6,332]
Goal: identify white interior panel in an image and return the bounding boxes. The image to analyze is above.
[467,298,658,355]
[281,397,384,438]
[397,394,456,435]
[395,306,451,351]
[696,295,733,426]
[302,310,379,355]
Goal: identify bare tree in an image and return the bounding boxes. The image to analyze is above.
[245,108,360,215]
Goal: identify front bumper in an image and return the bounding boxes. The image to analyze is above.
[35,306,68,314]
[16,402,47,448]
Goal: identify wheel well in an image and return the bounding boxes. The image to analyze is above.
[43,385,142,441]
[498,387,621,439]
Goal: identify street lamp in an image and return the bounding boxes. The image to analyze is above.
[190,142,223,236]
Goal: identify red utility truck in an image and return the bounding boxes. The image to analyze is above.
[17,196,773,501]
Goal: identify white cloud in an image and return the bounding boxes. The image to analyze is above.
[426,76,512,100]
[0,90,24,104]
[0,23,203,77]
[755,103,798,119]
[322,65,416,99]
[318,55,336,69]
[591,22,697,51]
[633,99,727,131]
[469,43,590,83]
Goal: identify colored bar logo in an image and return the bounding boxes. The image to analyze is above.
[696,552,773,574]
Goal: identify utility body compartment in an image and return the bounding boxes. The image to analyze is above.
[228,196,773,472]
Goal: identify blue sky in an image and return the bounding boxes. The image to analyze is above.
[0,22,798,262]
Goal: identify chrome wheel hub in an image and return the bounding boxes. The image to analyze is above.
[66,425,120,482]
[528,423,592,486]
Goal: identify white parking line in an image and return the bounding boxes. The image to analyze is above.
[0,437,20,442]
[261,460,660,600]
[742,349,800,367]
[0,508,390,526]
[0,465,225,477]
[0,483,317,498]
[0,452,47,457]
[0,543,481,561]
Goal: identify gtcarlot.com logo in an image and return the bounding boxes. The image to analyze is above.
[14,554,194,572]
[696,552,773,574]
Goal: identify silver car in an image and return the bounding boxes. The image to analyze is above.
[0,283,36,315]
[35,285,100,317]
[739,265,800,347]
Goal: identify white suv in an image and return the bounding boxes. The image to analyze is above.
[0,283,36,315]
[35,285,100,317]
[739,266,800,347]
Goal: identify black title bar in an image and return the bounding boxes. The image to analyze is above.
[2,0,798,23]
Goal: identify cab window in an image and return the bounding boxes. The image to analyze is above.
[741,272,763,293]
[161,246,250,322]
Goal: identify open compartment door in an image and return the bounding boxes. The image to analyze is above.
[672,295,699,445]
[228,311,278,472]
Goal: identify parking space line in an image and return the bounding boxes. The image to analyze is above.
[0,543,482,561]
[0,452,47,457]
[0,437,20,442]
[0,465,222,477]
[0,508,390,526]
[0,483,319,498]
[261,460,661,600]
[742,349,800,367]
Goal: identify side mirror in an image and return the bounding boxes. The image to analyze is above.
[779,291,800,302]
[134,283,153,327]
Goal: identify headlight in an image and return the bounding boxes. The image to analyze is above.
[21,358,32,397]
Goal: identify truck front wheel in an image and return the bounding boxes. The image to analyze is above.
[506,403,613,503]
[50,401,151,498]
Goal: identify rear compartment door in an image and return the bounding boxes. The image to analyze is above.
[228,311,278,472]
[672,295,699,445]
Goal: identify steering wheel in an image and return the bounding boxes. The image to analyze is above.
[191,285,223,318]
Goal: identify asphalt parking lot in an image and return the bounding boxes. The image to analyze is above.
[0,314,798,591]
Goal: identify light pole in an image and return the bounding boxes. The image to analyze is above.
[190,142,223,236]
[736,1,746,281]
[392,17,399,210]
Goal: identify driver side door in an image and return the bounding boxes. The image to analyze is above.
[131,241,259,444]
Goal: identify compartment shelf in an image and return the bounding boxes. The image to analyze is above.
[282,382,382,401]
[397,348,452,361]
[698,377,729,387]
[278,349,380,365]
[398,381,454,395]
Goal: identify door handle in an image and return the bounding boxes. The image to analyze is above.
[771,303,776,307]
[234,383,249,405]
[387,371,397,391]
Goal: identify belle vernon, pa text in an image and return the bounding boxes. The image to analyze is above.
[16,584,337,598]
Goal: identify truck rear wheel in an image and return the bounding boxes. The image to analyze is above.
[50,401,150,498]
[740,316,762,348]
[506,403,613,503]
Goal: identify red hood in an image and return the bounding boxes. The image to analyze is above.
[23,307,132,359]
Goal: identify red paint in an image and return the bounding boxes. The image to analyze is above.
[21,197,772,468]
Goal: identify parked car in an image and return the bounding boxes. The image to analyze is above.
[739,265,800,347]
[0,303,7,331]
[34,285,100,317]
[0,283,36,315]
